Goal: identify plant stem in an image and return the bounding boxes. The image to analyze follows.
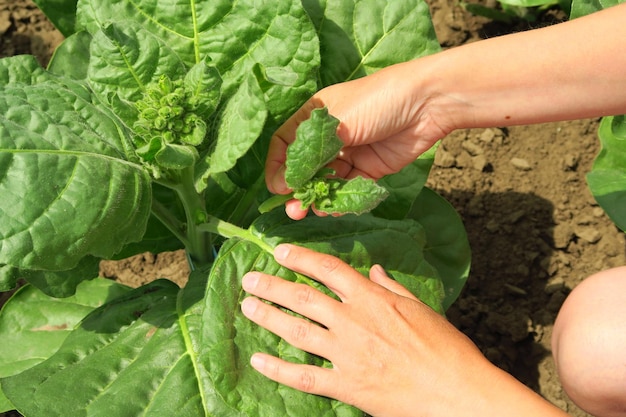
[257,193,293,214]
[151,199,190,247]
[199,215,274,254]
[172,166,214,267]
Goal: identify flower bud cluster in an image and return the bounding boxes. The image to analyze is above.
[293,177,341,210]
[134,75,206,148]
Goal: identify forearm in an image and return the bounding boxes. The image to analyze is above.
[410,3,626,131]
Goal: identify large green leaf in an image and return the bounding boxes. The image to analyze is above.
[2,279,201,416]
[406,187,471,310]
[586,115,626,231]
[32,0,78,37]
[75,0,320,121]
[570,0,622,18]
[374,145,437,220]
[0,278,130,412]
[303,0,441,86]
[206,73,268,175]
[2,211,445,416]
[0,56,152,273]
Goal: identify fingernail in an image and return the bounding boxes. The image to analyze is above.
[273,244,291,261]
[250,353,265,371]
[241,297,258,317]
[242,272,260,291]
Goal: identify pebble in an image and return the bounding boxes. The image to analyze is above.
[462,140,483,156]
[433,148,455,168]
[510,157,532,171]
[574,227,602,244]
[553,223,573,249]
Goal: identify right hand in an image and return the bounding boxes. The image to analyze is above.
[265,61,452,219]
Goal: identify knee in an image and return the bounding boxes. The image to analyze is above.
[552,266,626,417]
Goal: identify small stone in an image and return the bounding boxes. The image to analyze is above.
[545,277,565,294]
[485,219,500,233]
[462,140,483,156]
[479,128,496,143]
[472,154,488,171]
[562,154,579,171]
[510,157,532,171]
[433,148,456,168]
[455,150,473,169]
[574,227,602,244]
[553,223,573,249]
[592,207,606,217]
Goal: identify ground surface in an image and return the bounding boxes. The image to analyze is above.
[2,0,625,416]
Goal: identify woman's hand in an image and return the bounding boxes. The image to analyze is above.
[240,244,517,417]
[264,63,449,220]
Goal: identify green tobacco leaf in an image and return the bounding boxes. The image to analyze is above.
[299,176,389,215]
[207,72,268,175]
[32,0,78,37]
[0,55,152,272]
[48,31,93,80]
[184,57,222,117]
[88,23,187,116]
[21,256,101,298]
[570,0,621,18]
[1,211,445,416]
[303,0,440,86]
[76,0,320,121]
[374,145,437,220]
[406,187,471,309]
[0,279,130,383]
[285,107,342,189]
[1,279,208,417]
[202,238,363,417]
[586,115,626,231]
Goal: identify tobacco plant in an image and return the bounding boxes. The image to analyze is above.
[0,1,471,416]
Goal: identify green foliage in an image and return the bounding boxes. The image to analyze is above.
[586,116,626,231]
[570,0,621,17]
[0,0,470,415]
[462,0,571,23]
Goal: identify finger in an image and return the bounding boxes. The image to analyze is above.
[242,272,341,325]
[273,244,371,301]
[265,137,289,194]
[369,264,418,300]
[285,199,309,220]
[249,352,339,398]
[241,297,331,358]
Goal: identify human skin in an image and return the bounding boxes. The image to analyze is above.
[265,3,626,219]
[552,266,626,416]
[242,244,570,417]
[247,3,626,416]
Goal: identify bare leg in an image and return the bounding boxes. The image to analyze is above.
[552,266,626,417]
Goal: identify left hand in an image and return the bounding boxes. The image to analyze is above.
[240,244,501,417]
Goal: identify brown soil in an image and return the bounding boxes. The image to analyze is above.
[2,1,625,416]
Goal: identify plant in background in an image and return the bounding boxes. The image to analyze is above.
[0,0,471,416]
[461,0,571,23]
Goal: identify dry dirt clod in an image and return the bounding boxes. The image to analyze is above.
[510,157,532,171]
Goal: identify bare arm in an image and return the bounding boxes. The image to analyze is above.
[266,4,626,220]
[421,2,626,130]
